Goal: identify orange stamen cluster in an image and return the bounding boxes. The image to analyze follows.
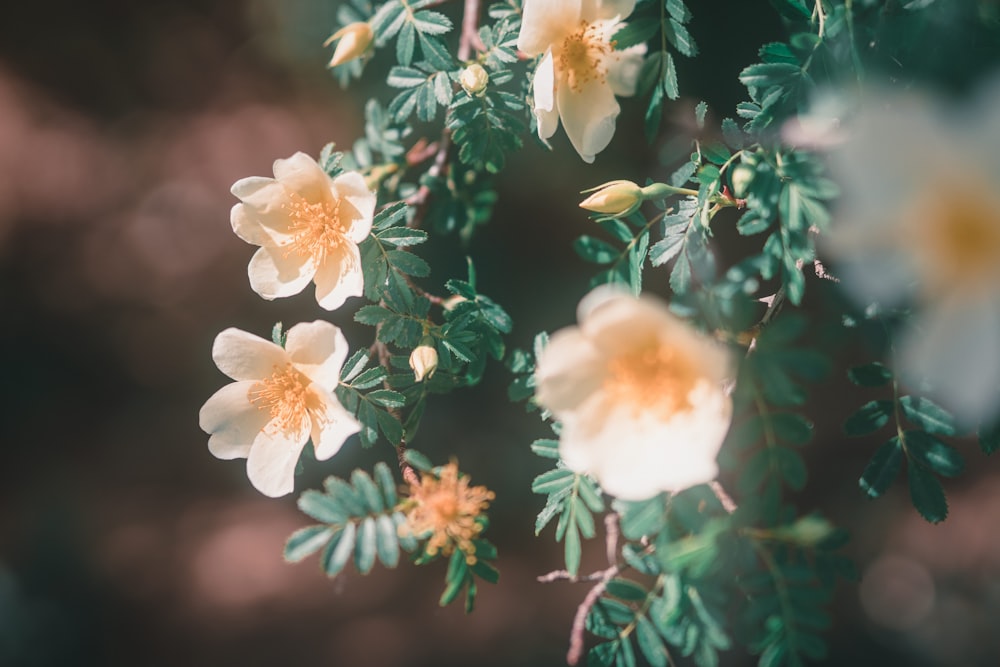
[401,462,495,564]
[281,191,347,264]
[556,21,612,92]
[248,364,322,434]
[603,337,699,417]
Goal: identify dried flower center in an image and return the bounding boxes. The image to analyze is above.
[603,339,699,416]
[282,191,347,264]
[401,463,495,565]
[248,364,321,434]
[912,192,1000,294]
[556,21,612,92]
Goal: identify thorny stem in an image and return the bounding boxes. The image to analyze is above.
[381,0,484,480]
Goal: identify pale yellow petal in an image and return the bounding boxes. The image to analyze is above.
[285,320,350,389]
[247,245,316,300]
[518,0,581,55]
[212,328,288,381]
[314,244,364,311]
[246,421,310,498]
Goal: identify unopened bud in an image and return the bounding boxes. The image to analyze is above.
[730,164,754,199]
[409,344,438,382]
[324,22,373,68]
[459,63,489,96]
[579,180,643,218]
[443,295,468,311]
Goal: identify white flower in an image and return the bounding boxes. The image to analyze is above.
[230,152,375,311]
[517,0,645,163]
[824,83,1000,425]
[199,321,361,498]
[459,63,490,96]
[535,288,733,500]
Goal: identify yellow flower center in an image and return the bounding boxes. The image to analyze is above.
[248,364,322,434]
[911,190,1000,295]
[282,191,347,264]
[603,338,699,417]
[401,462,494,565]
[556,21,612,92]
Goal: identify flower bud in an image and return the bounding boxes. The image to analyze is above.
[443,294,468,311]
[324,22,373,68]
[409,344,438,382]
[579,180,643,218]
[459,63,489,97]
[730,164,755,199]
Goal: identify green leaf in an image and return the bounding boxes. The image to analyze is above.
[574,235,619,264]
[531,438,560,459]
[340,349,370,382]
[905,431,964,477]
[373,461,399,508]
[980,419,1000,455]
[387,249,431,277]
[531,467,575,494]
[377,226,428,247]
[636,615,668,667]
[606,578,648,602]
[859,439,903,498]
[907,463,948,523]
[284,525,333,563]
[404,449,433,472]
[847,362,892,387]
[355,516,378,574]
[352,469,384,513]
[564,522,582,577]
[844,400,893,437]
[298,489,348,524]
[899,396,958,436]
[368,389,406,409]
[375,514,400,568]
[321,522,356,577]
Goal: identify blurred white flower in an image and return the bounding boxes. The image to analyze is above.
[534,288,733,500]
[199,321,360,497]
[825,82,1000,425]
[517,0,644,163]
[230,152,375,311]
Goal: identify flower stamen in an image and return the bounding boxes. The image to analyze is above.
[249,364,322,434]
[556,21,612,92]
[281,192,346,264]
[603,339,699,417]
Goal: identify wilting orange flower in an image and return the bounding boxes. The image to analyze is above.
[401,462,494,564]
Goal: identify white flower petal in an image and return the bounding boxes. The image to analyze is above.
[212,328,288,381]
[246,422,310,498]
[333,171,376,243]
[607,44,646,97]
[311,390,362,460]
[899,297,1000,427]
[555,76,621,163]
[230,203,293,247]
[272,151,333,203]
[518,0,581,55]
[248,246,316,300]
[314,245,364,311]
[231,176,277,201]
[284,320,350,389]
[581,0,636,21]
[535,328,606,416]
[200,381,268,460]
[532,51,560,142]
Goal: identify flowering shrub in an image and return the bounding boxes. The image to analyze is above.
[199,1,1000,665]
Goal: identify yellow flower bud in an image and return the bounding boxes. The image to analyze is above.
[324,22,373,68]
[579,180,643,218]
[459,63,489,97]
[409,345,439,382]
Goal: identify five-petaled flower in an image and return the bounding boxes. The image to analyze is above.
[230,152,376,311]
[534,288,733,501]
[400,461,495,564]
[517,0,644,163]
[199,321,360,498]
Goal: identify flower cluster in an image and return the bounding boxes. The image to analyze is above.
[202,153,376,496]
[400,462,495,564]
[534,288,734,500]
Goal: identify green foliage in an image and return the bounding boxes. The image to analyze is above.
[284,463,415,577]
[846,363,963,523]
[531,439,605,577]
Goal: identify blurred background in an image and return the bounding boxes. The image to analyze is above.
[2,1,1000,665]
